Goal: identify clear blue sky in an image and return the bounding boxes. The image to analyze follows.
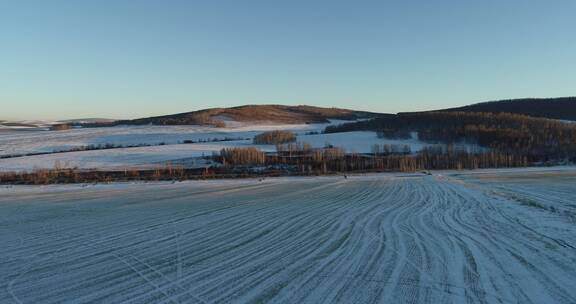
[1,0,575,120]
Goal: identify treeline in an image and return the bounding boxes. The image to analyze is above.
[181,136,248,144]
[0,165,278,185]
[253,130,296,144]
[437,97,576,121]
[325,112,576,162]
[215,143,528,174]
[0,143,148,160]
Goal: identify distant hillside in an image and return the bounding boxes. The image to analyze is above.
[59,118,117,124]
[0,120,56,131]
[109,105,380,127]
[435,97,576,121]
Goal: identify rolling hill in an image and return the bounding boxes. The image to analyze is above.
[108,105,381,127]
[66,97,576,129]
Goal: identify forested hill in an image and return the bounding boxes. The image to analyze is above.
[325,111,576,162]
[433,97,576,121]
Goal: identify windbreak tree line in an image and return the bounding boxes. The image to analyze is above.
[216,143,528,173]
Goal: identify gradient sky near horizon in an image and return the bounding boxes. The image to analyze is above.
[1,1,575,120]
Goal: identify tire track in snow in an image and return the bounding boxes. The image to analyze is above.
[2,172,576,303]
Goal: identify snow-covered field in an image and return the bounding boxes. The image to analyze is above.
[0,122,434,172]
[1,168,575,303]
[0,123,326,156]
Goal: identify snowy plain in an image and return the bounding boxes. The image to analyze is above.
[0,121,435,172]
[0,167,575,303]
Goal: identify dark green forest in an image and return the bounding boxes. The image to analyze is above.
[325,111,576,163]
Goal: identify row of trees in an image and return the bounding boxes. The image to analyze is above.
[371,144,411,155]
[215,142,528,173]
[0,164,216,185]
[106,111,227,128]
[220,147,267,166]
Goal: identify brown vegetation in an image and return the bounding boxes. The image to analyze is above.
[50,124,72,131]
[220,147,266,166]
[253,130,297,144]
[214,143,529,175]
[0,163,188,185]
[0,165,287,185]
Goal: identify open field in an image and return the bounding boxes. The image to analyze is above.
[1,168,575,303]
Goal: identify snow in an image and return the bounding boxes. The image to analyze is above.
[0,121,436,172]
[1,167,575,303]
[0,141,270,172]
[0,122,334,156]
[296,131,429,153]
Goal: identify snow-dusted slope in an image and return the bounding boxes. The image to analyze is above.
[1,169,575,303]
[0,120,56,131]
